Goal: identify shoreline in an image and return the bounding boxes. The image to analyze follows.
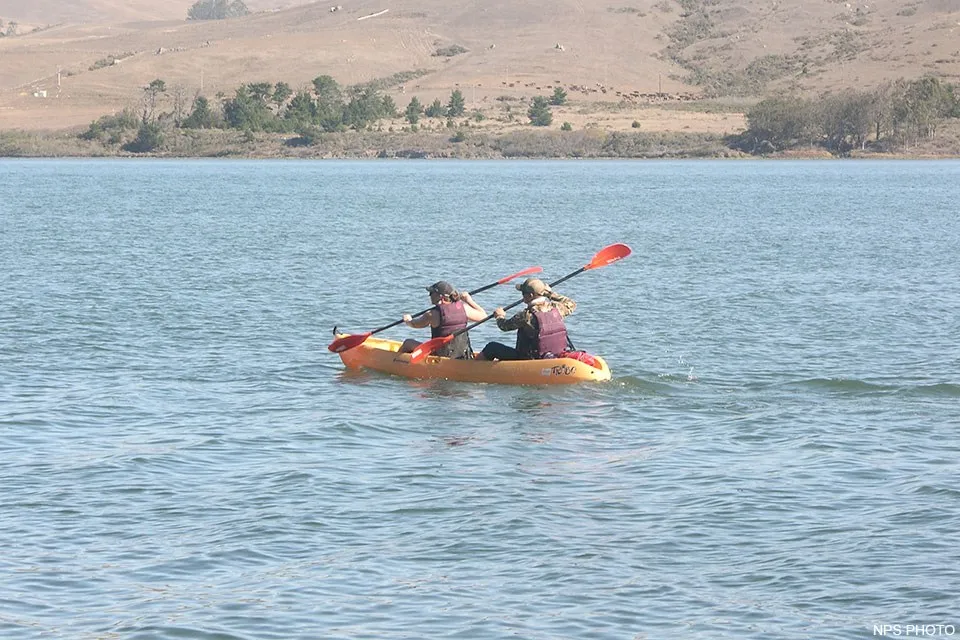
[3,127,960,160]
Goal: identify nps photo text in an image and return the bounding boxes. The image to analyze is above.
[874,625,956,637]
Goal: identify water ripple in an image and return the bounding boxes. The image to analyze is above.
[2,159,960,639]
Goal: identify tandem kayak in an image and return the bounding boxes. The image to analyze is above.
[335,335,611,385]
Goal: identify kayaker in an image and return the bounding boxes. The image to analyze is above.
[475,278,576,361]
[397,281,487,359]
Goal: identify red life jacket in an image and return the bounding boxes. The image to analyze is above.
[431,300,473,359]
[559,350,599,368]
[516,307,568,359]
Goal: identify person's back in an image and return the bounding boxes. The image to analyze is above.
[430,297,472,359]
[477,278,576,361]
[397,281,486,359]
[514,299,570,359]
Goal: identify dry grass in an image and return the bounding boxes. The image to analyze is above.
[1,0,960,137]
[0,125,748,159]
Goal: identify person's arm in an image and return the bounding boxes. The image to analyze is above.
[403,309,437,329]
[549,292,576,317]
[460,292,487,322]
[495,308,527,332]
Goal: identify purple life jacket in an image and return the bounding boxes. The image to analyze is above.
[431,300,473,359]
[516,307,568,359]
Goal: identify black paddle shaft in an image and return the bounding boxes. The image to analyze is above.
[444,267,587,339]
[353,279,510,338]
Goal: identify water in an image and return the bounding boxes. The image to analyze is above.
[1,159,958,639]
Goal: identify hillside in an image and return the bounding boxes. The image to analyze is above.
[1,0,959,132]
[0,0,315,25]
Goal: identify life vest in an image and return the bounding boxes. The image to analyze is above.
[516,307,568,359]
[431,300,473,359]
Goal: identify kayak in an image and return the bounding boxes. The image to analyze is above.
[335,335,611,385]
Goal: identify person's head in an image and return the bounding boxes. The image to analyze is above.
[516,278,551,303]
[426,280,457,303]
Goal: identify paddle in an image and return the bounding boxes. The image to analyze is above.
[327,265,544,353]
[409,243,632,363]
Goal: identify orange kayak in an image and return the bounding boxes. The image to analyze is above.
[335,335,611,385]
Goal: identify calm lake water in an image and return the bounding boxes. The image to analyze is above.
[1,159,959,639]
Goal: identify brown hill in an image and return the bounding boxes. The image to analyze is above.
[1,0,959,133]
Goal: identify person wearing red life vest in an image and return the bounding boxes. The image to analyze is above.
[475,278,576,361]
[397,281,487,359]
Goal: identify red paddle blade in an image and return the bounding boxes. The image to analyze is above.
[409,335,453,364]
[585,243,632,270]
[327,332,371,353]
[497,265,543,284]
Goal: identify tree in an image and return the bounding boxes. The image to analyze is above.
[222,84,274,131]
[528,96,553,126]
[740,96,817,152]
[405,97,424,124]
[142,79,166,122]
[123,122,164,153]
[380,95,398,118]
[868,82,897,144]
[247,82,273,103]
[272,82,293,110]
[819,90,874,152]
[283,92,317,128]
[182,96,218,129]
[344,87,385,130]
[425,98,445,118]
[893,76,955,142]
[171,85,189,127]
[312,75,345,131]
[312,75,342,106]
[187,0,249,20]
[550,87,568,106]
[447,89,466,117]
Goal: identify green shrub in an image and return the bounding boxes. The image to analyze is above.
[181,96,220,129]
[79,109,139,142]
[187,0,249,20]
[447,89,466,117]
[89,53,134,71]
[528,97,553,126]
[425,98,445,118]
[122,122,164,153]
[433,44,468,57]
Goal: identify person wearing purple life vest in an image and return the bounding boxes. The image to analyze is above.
[475,278,576,361]
[397,280,487,359]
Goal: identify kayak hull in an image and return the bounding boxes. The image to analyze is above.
[335,335,611,385]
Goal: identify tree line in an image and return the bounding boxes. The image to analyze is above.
[82,76,463,151]
[80,74,572,152]
[732,77,960,155]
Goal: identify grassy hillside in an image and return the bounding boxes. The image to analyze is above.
[1,0,959,133]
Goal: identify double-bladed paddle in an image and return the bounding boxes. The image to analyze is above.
[409,243,632,364]
[327,265,544,353]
